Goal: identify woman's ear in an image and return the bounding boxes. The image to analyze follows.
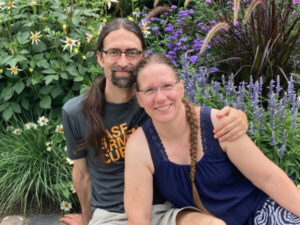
[179,80,185,97]
[136,93,144,108]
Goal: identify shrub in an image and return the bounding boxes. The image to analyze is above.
[0,0,108,124]
[0,116,77,214]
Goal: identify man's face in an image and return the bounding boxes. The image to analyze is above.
[97,28,144,88]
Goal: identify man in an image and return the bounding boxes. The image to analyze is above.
[60,18,248,225]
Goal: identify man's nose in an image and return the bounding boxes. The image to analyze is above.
[117,53,129,67]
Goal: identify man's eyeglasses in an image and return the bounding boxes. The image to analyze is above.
[137,81,180,96]
[101,48,143,60]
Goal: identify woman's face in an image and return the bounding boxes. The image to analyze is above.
[136,63,184,123]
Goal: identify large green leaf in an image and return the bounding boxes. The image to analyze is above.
[39,95,52,109]
[3,106,13,121]
[13,81,25,94]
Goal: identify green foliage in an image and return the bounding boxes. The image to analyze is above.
[0,0,107,123]
[0,116,77,214]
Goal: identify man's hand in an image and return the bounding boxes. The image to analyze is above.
[59,214,86,225]
[213,107,248,142]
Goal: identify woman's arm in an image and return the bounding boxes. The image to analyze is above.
[214,107,248,141]
[211,109,300,217]
[124,128,154,225]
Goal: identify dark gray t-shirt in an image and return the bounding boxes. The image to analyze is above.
[62,94,148,213]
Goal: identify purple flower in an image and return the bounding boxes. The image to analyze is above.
[249,121,254,136]
[189,55,198,64]
[147,49,153,55]
[271,131,278,146]
[170,5,177,9]
[188,9,194,14]
[152,26,158,32]
[179,10,189,18]
[205,0,212,4]
[179,37,188,42]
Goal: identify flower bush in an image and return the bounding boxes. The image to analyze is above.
[0,0,111,123]
[180,56,300,185]
[0,116,77,214]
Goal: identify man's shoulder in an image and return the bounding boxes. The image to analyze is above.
[63,94,85,114]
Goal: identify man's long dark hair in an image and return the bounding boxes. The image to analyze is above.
[75,18,146,162]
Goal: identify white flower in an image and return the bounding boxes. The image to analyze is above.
[297,96,300,102]
[46,141,52,151]
[0,2,5,11]
[61,37,79,53]
[37,116,49,126]
[55,124,64,133]
[30,0,37,6]
[2,1,16,10]
[106,0,118,9]
[24,122,38,130]
[66,157,74,165]
[6,125,14,131]
[64,146,67,152]
[12,128,22,135]
[140,21,150,37]
[86,33,93,43]
[30,31,42,45]
[7,65,22,75]
[70,184,76,193]
[60,201,72,212]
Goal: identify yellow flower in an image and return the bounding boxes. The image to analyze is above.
[42,17,47,22]
[73,48,79,54]
[127,16,133,21]
[61,37,79,53]
[0,68,3,73]
[30,31,42,45]
[7,65,22,75]
[82,55,87,60]
[62,24,67,30]
[29,68,33,72]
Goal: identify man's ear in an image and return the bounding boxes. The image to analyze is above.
[97,51,104,68]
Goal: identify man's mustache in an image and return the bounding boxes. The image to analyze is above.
[111,66,134,73]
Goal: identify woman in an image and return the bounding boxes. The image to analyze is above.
[124,54,300,225]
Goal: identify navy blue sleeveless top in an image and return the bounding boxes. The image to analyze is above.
[142,106,268,225]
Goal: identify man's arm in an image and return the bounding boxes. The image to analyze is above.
[59,158,93,225]
[213,106,248,141]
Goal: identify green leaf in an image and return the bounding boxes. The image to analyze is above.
[51,87,63,99]
[44,75,59,85]
[60,72,68,79]
[11,102,21,113]
[32,41,47,53]
[0,102,9,112]
[66,65,79,76]
[74,76,83,82]
[13,81,25,94]
[21,98,29,110]
[1,87,14,101]
[19,49,30,55]
[42,68,57,74]
[16,32,30,45]
[86,51,94,58]
[3,106,13,121]
[39,95,52,109]
[1,55,14,66]
[40,85,54,95]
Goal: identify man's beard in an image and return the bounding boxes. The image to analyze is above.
[111,66,135,88]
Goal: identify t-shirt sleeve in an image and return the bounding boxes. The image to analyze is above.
[62,106,87,159]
